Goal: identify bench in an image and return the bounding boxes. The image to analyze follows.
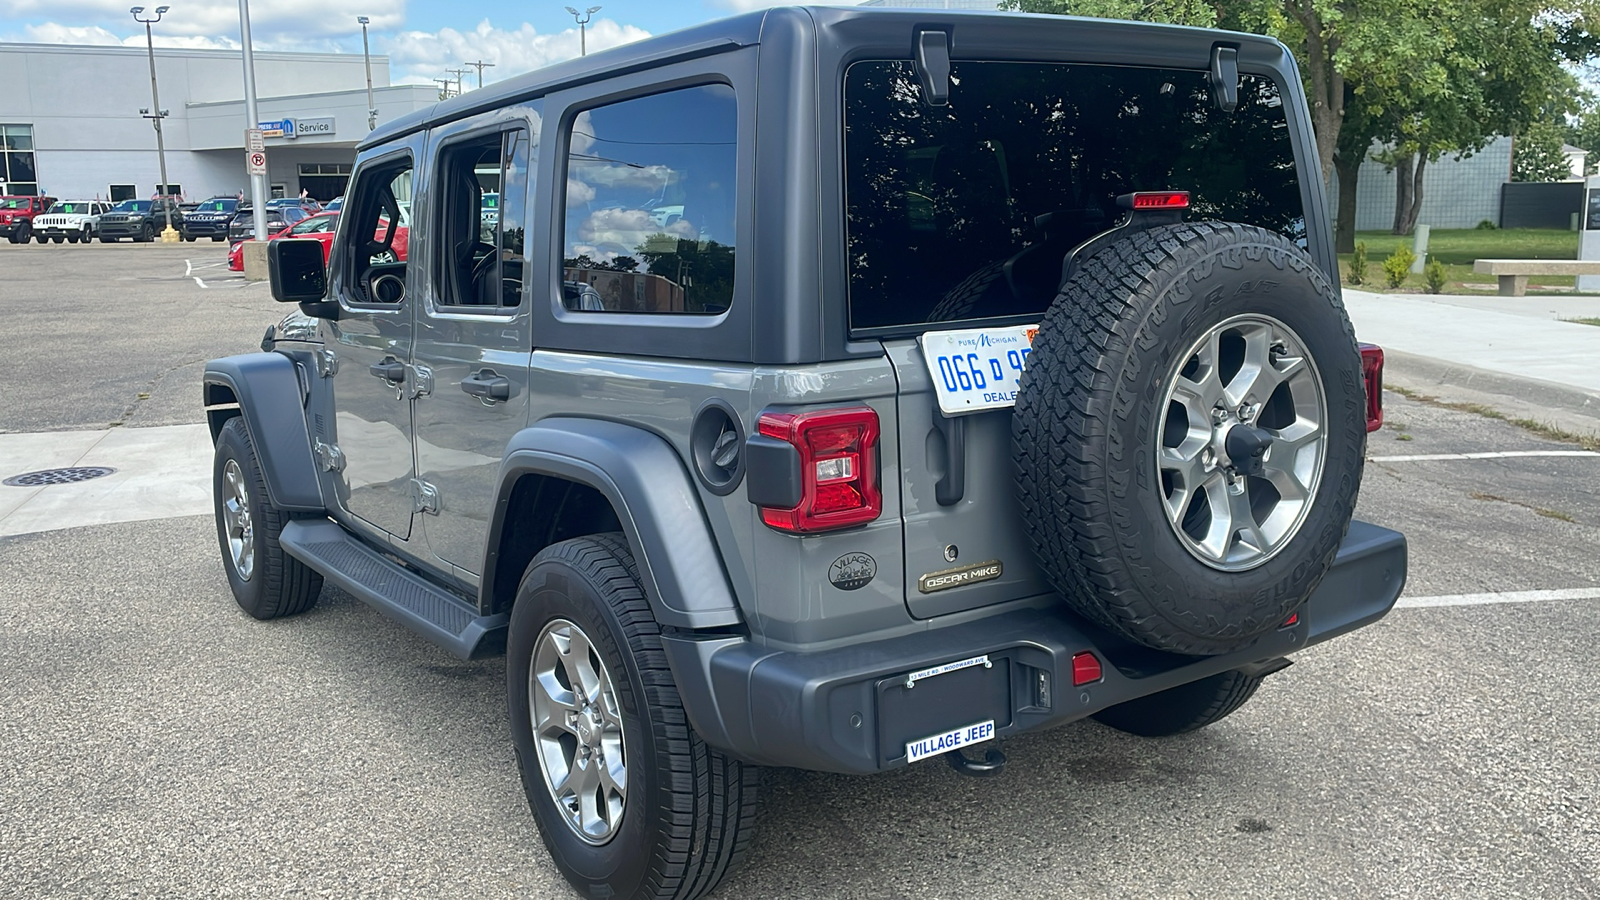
[1472,258,1600,296]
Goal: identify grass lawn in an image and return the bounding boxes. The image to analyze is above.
[1338,228,1580,293]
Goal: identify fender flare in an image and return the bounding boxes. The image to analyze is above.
[202,353,324,512]
[486,418,744,630]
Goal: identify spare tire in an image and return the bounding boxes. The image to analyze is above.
[1013,221,1365,656]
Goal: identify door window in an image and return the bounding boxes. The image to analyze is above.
[434,128,532,310]
[341,157,414,305]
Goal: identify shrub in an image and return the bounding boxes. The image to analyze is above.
[1383,245,1416,289]
[1348,241,1367,286]
[1476,219,1498,230]
[1424,254,1447,293]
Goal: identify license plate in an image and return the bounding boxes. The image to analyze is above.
[920,325,1039,416]
[906,719,995,763]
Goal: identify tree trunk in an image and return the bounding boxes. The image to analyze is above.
[1288,2,1342,193]
[1334,152,1361,253]
[1392,154,1414,235]
[1398,153,1427,235]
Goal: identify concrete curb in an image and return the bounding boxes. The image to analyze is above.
[1380,349,1600,439]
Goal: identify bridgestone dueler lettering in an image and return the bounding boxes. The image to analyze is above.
[1012,222,1366,655]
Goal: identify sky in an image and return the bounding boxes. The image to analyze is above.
[0,1,863,87]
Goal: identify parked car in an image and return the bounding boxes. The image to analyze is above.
[323,196,343,213]
[0,195,60,244]
[227,204,309,245]
[207,10,1406,900]
[98,198,185,242]
[229,211,408,271]
[183,197,243,242]
[31,200,113,244]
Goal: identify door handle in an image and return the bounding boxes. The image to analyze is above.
[368,357,406,382]
[461,369,512,401]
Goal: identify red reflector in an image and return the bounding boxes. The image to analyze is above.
[1130,191,1190,210]
[1071,652,1103,686]
[1282,613,1299,628]
[757,407,882,534]
[1359,343,1385,433]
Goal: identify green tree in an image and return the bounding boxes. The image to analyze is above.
[1513,119,1574,182]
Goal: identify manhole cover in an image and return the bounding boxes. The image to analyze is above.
[3,467,118,487]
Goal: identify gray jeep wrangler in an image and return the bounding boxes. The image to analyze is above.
[204,7,1406,899]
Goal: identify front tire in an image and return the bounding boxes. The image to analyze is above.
[508,534,759,900]
[1093,670,1263,737]
[212,417,322,620]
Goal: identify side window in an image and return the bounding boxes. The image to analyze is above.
[561,84,737,315]
[435,126,532,309]
[342,157,413,305]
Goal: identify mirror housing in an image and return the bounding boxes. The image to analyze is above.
[269,239,327,304]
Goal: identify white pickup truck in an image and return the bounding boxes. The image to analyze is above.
[32,200,113,244]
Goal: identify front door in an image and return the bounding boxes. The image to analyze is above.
[413,118,538,576]
[324,148,419,540]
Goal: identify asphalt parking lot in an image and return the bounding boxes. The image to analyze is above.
[2,243,1597,898]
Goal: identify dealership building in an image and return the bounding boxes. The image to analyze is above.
[0,42,438,203]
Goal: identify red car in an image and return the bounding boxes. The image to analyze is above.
[229,211,408,271]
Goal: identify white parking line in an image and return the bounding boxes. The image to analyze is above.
[192,276,208,289]
[1370,450,1600,462]
[1396,587,1600,609]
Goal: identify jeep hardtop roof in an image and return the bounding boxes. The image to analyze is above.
[359,6,1297,152]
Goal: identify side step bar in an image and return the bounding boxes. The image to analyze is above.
[279,519,507,660]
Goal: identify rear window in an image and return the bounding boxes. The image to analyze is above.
[844,61,1305,332]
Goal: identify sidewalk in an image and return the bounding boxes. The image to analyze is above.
[1343,289,1600,436]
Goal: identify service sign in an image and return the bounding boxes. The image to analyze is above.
[293,117,336,138]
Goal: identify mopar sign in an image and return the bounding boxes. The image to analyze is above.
[255,118,336,140]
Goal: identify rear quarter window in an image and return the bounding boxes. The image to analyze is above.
[843,60,1305,332]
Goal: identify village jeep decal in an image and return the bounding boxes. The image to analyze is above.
[828,552,877,591]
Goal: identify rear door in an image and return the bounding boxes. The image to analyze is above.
[840,57,1310,619]
[411,110,540,579]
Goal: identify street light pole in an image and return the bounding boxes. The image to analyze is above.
[564,6,602,56]
[237,0,268,245]
[358,16,376,131]
[132,5,178,242]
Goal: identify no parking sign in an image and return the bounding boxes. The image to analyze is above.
[246,150,267,176]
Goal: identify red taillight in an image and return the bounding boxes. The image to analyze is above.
[1128,191,1190,210]
[1071,652,1103,686]
[757,407,882,533]
[1360,343,1384,433]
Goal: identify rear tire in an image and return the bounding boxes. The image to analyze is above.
[508,533,760,900]
[1092,670,1263,737]
[212,417,322,620]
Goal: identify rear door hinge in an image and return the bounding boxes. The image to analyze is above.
[410,478,440,515]
[313,439,345,473]
[1209,44,1239,112]
[408,363,434,400]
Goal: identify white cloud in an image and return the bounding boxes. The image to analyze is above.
[381,18,648,88]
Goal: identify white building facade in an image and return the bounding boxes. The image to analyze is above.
[0,42,436,202]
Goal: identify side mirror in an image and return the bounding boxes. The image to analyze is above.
[269,239,327,303]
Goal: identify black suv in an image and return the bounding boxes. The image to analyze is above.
[183,197,243,242]
[206,9,1406,899]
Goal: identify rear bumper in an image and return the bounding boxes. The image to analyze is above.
[663,520,1406,774]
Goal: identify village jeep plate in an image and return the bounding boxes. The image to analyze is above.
[906,719,996,763]
[919,324,1039,416]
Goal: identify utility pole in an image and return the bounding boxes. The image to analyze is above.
[447,67,469,96]
[238,0,268,246]
[465,59,495,89]
[132,6,179,242]
[358,16,376,131]
[434,77,455,99]
[564,6,602,56]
